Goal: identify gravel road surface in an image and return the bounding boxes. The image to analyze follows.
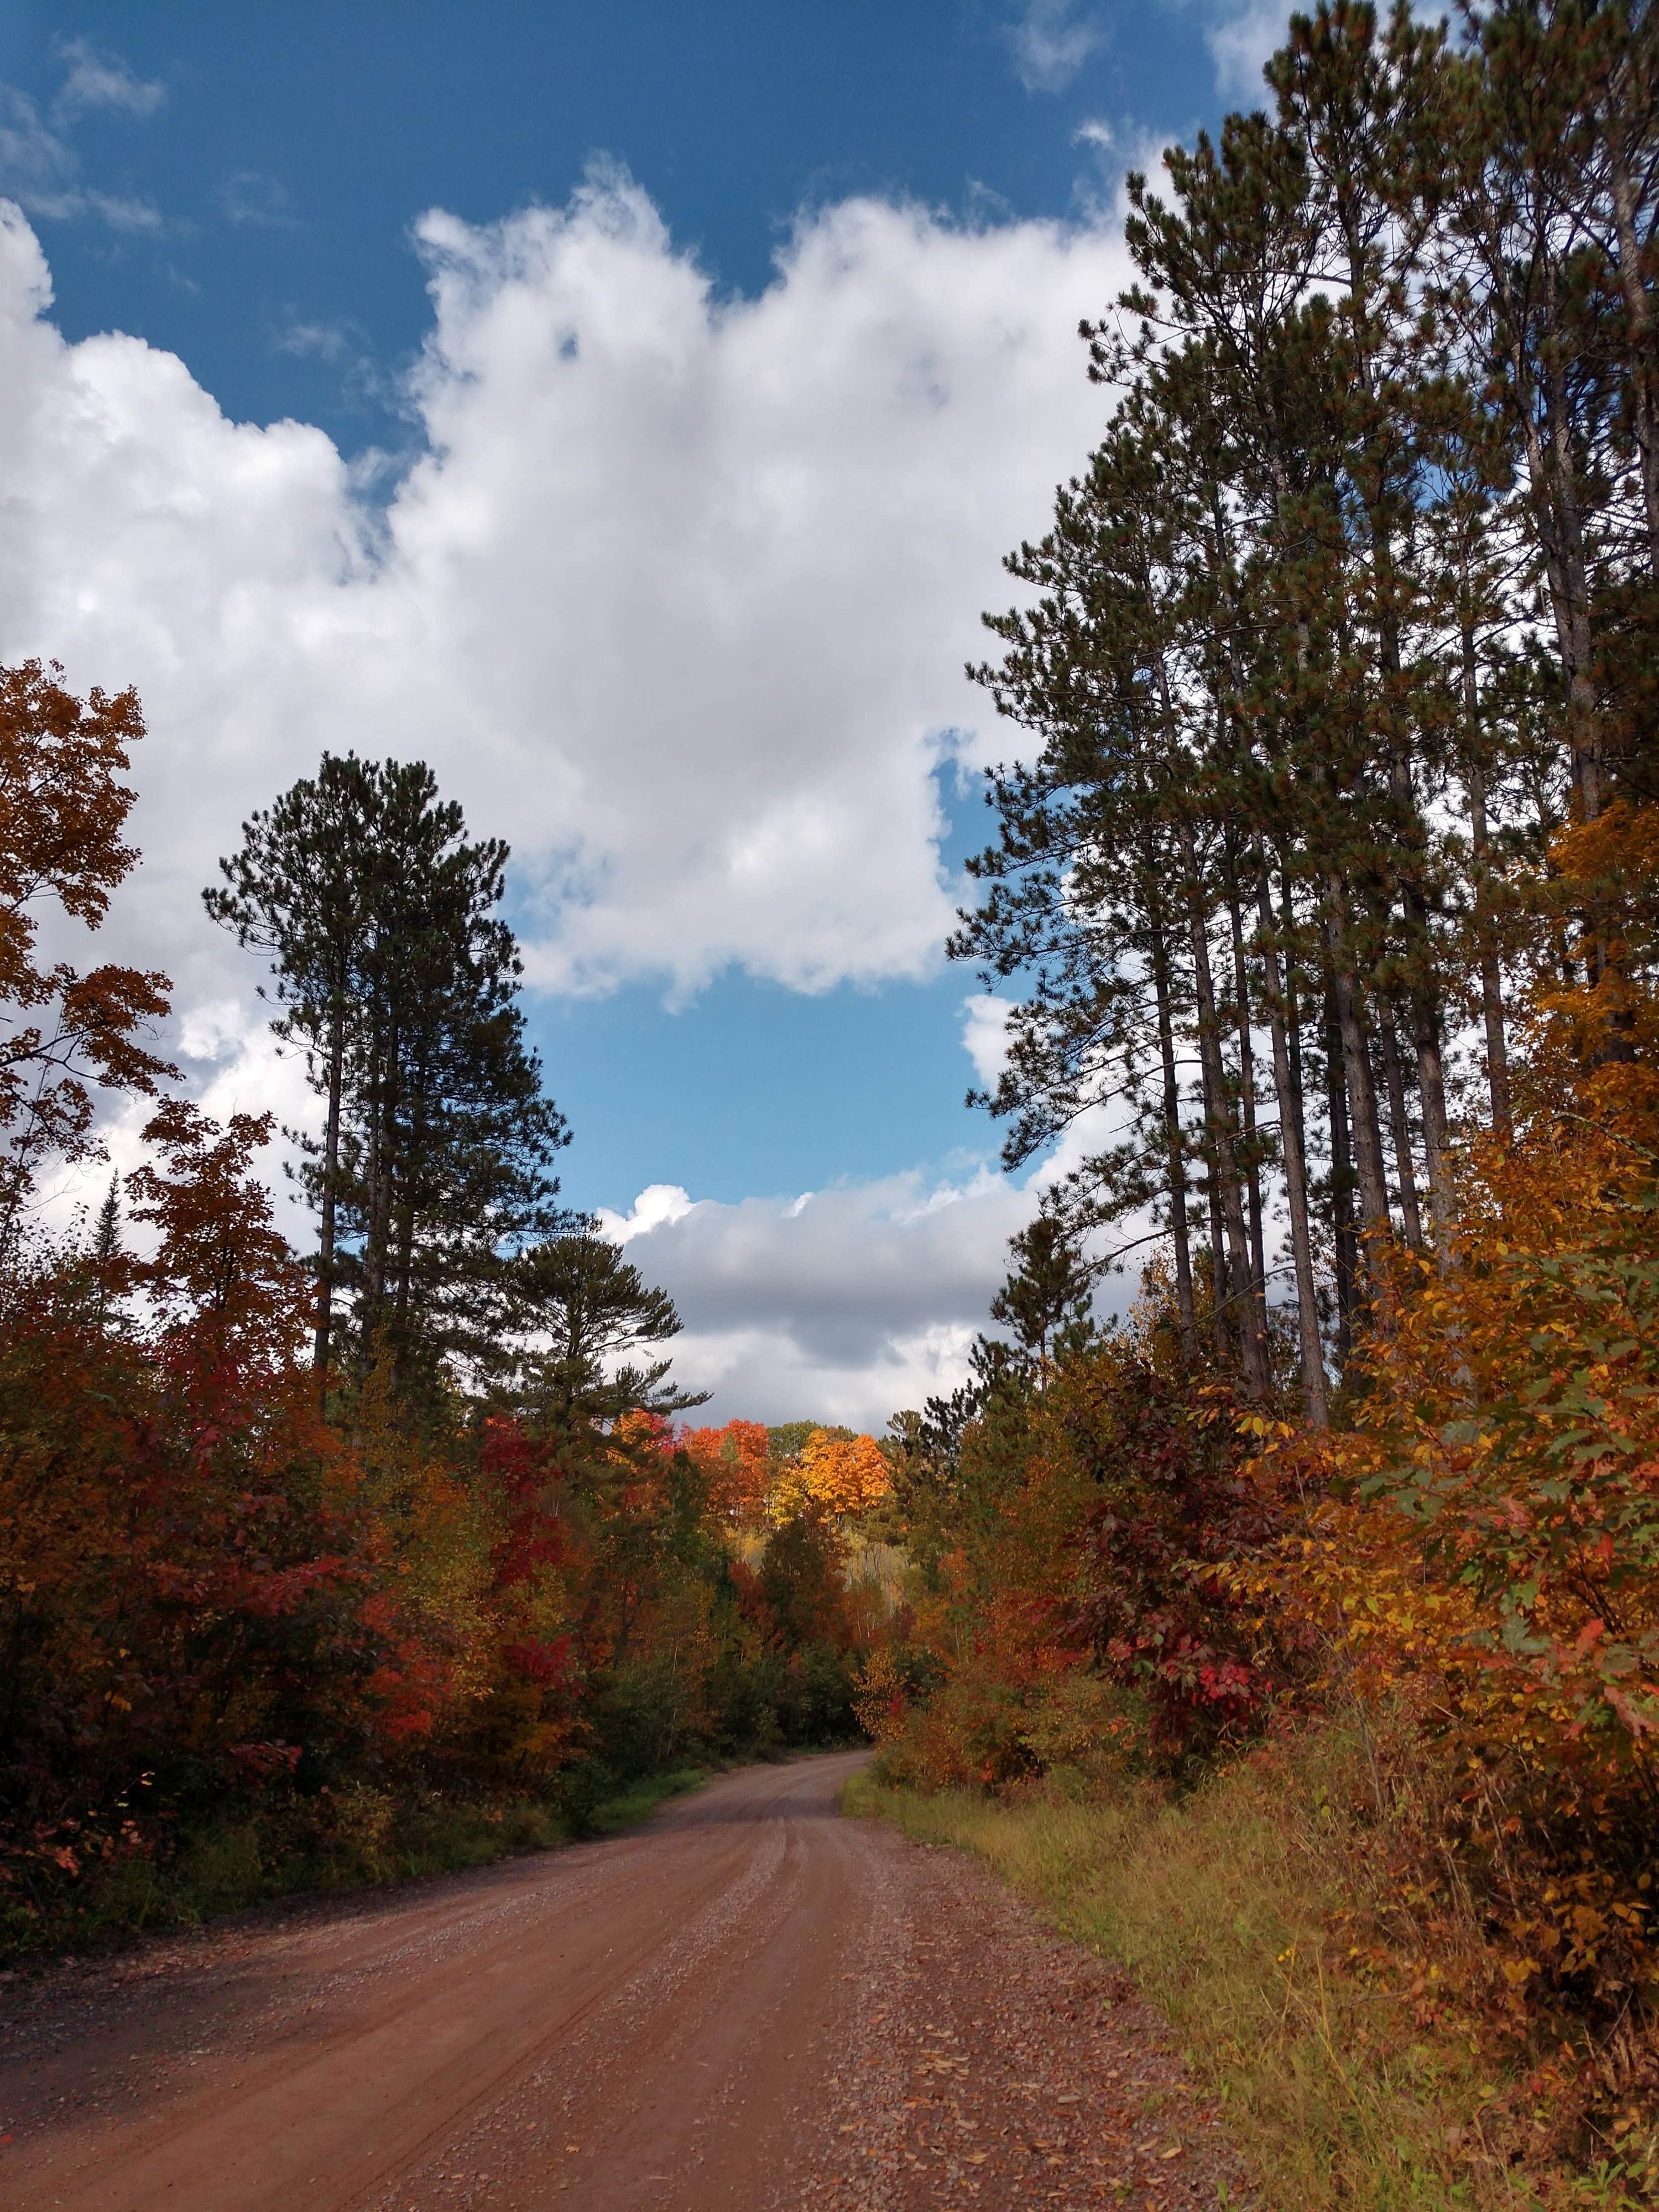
[0,1753,1245,2210]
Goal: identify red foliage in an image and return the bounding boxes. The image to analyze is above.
[483,1417,567,1591]
[499,1637,573,1687]
[1068,1368,1297,1757]
[679,1417,772,1521]
[0,662,177,1242]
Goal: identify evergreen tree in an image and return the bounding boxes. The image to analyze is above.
[205,754,375,1386]
[89,1172,122,1331]
[985,1212,1099,1374]
[91,1174,120,1266]
[957,0,1659,1408]
[507,1230,708,1451]
[210,756,570,1404]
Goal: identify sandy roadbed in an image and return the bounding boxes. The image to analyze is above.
[0,1753,1246,2210]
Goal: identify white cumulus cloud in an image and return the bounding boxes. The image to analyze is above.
[0,170,1140,1413]
[604,1166,1035,1429]
[0,173,1131,1013]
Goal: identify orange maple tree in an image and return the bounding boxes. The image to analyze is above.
[677,1417,773,1522]
[768,1428,890,1523]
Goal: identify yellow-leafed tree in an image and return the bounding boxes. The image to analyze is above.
[768,1428,889,1524]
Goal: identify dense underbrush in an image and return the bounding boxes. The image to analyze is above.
[6,1733,879,1961]
[4,1763,730,1960]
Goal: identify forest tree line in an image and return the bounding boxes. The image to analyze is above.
[0,677,898,1953]
[863,0,1659,2193]
[953,0,1655,1406]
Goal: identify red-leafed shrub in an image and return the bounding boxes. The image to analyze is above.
[1062,1361,1300,1760]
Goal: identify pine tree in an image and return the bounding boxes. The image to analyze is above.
[958,0,1658,1403]
[205,754,375,1387]
[508,1230,708,1452]
[985,1213,1099,1374]
[91,1173,120,1266]
[89,1172,122,1331]
[210,757,570,1405]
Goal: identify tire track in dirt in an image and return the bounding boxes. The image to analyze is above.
[0,1754,1250,2211]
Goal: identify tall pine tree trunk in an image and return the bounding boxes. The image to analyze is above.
[1207,1172,1230,1364]
[314,998,345,1398]
[1182,822,1269,1395]
[1462,616,1512,1135]
[1376,1001,1423,1250]
[1410,1006,1455,1251]
[1382,689,1455,1249]
[1225,866,1267,1298]
[1521,272,1603,822]
[362,1013,399,1369]
[1145,868,1198,1364]
[1256,865,1328,1425]
[1605,105,1659,571]
[1323,888,1394,1329]
[1324,985,1358,1364]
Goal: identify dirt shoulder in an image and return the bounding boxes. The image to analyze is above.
[797,1797,1250,2211]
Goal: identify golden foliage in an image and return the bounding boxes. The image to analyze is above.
[767,1428,890,1524]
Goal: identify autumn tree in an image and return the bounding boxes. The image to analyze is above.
[0,662,174,1266]
[768,1428,891,1522]
[678,1417,773,1522]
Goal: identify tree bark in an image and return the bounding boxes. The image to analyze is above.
[1410,1004,1455,1251]
[1183,822,1270,1396]
[1225,864,1268,1300]
[1325,985,1358,1365]
[1375,1001,1423,1250]
[1604,105,1659,571]
[1207,1171,1230,1365]
[1256,865,1329,1425]
[1531,274,1604,822]
[314,989,345,1398]
[1462,617,1512,1136]
[1324,889,1394,1330]
[1145,870,1199,1364]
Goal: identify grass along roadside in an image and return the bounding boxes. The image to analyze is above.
[842,1739,1641,2212]
[2,1762,722,1966]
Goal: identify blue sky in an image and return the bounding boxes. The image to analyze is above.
[2,2,1235,460]
[0,1,1281,1420]
[534,784,991,1206]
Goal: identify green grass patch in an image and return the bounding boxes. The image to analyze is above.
[843,1744,1639,2212]
[581,1765,713,1834]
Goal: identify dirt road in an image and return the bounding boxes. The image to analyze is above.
[0,1754,1244,2211]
